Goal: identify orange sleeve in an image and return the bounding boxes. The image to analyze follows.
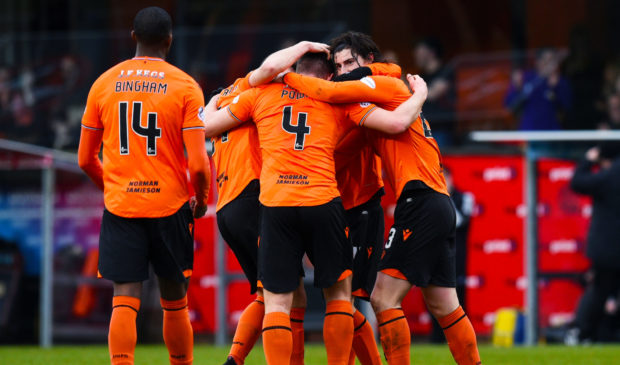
[342,102,378,127]
[183,128,211,206]
[368,62,402,78]
[227,88,258,123]
[183,80,207,129]
[216,72,253,109]
[77,127,104,191]
[283,73,402,104]
[81,83,103,130]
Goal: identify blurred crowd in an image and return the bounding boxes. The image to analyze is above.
[0,55,86,149]
[2,30,620,151]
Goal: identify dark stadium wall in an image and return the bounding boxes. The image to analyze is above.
[370,0,612,74]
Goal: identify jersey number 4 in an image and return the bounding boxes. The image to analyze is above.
[281,106,311,150]
[119,101,162,156]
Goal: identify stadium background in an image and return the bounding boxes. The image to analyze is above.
[0,0,618,346]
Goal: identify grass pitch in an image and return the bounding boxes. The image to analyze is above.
[1,343,619,364]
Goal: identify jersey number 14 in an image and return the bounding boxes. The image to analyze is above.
[118,101,162,156]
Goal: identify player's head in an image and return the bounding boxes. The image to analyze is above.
[329,31,384,76]
[131,7,173,54]
[295,52,334,80]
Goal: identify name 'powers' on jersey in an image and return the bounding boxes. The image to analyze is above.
[81,57,205,218]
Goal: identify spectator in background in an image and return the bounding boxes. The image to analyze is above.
[430,167,475,343]
[562,25,603,130]
[383,49,400,65]
[505,48,572,130]
[566,142,620,344]
[413,37,457,147]
[597,93,620,130]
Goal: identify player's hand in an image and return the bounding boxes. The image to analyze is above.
[205,93,219,114]
[303,41,331,58]
[190,196,208,218]
[407,74,428,98]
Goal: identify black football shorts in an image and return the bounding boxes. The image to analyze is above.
[378,189,457,288]
[216,179,261,294]
[98,202,194,283]
[258,198,353,293]
[346,191,384,301]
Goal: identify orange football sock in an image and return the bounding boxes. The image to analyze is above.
[376,308,410,365]
[352,310,382,365]
[109,296,140,365]
[347,347,355,365]
[290,307,305,365]
[229,296,265,364]
[161,296,193,365]
[262,311,293,365]
[438,306,481,365]
[324,300,354,365]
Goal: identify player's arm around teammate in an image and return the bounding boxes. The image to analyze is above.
[203,74,427,139]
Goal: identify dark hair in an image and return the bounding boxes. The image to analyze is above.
[329,31,384,64]
[295,52,334,79]
[133,7,172,46]
[417,37,444,59]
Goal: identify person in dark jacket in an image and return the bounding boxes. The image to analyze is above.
[567,142,620,344]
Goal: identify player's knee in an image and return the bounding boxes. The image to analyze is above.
[158,278,188,301]
[370,290,393,313]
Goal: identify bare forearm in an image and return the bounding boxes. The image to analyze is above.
[249,41,328,86]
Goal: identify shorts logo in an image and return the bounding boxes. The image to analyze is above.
[403,229,412,241]
[232,95,240,104]
[367,247,373,258]
[344,227,350,238]
[188,223,194,235]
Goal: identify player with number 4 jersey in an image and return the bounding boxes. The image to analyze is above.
[282,31,482,365]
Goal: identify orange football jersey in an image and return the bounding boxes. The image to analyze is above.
[212,73,262,211]
[283,72,448,199]
[334,124,383,210]
[81,57,206,218]
[226,84,375,207]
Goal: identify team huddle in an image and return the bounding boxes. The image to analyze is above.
[78,6,482,365]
